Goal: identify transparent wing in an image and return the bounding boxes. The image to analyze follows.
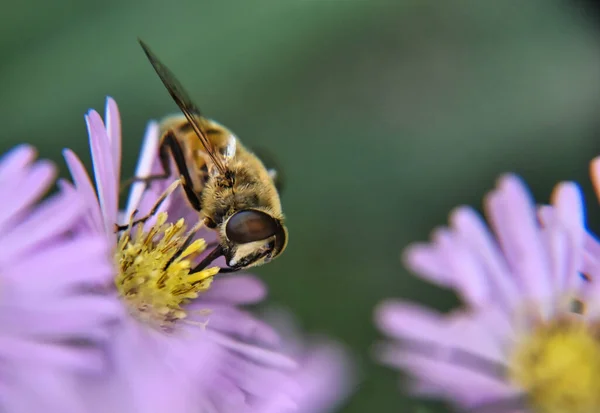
[139,39,228,174]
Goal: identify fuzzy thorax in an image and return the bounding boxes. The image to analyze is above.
[114,212,218,330]
[509,314,600,413]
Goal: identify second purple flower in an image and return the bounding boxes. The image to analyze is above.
[375,175,600,413]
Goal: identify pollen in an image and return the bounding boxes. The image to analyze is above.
[508,316,600,413]
[114,212,219,330]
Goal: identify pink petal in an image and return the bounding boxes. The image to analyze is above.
[583,229,600,278]
[208,330,297,369]
[200,275,267,304]
[2,367,87,413]
[0,190,83,262]
[125,121,161,220]
[224,357,298,399]
[5,297,121,335]
[0,160,56,231]
[375,301,450,342]
[450,207,520,311]
[403,242,453,287]
[208,375,248,411]
[197,304,280,346]
[433,227,489,307]
[105,97,122,183]
[376,341,516,408]
[3,312,112,343]
[0,144,36,181]
[5,237,112,295]
[551,182,585,291]
[288,341,356,413]
[86,110,117,232]
[0,336,105,372]
[63,149,104,234]
[485,175,551,301]
[375,301,504,363]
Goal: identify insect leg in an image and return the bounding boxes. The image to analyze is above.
[119,140,173,193]
[161,130,203,211]
[121,129,203,212]
[190,245,225,274]
[114,179,181,231]
[215,267,240,274]
[189,245,241,274]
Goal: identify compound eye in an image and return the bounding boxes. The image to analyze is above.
[225,210,279,244]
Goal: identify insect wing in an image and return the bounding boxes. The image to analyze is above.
[139,39,228,174]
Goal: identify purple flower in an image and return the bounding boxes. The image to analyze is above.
[61,98,309,412]
[375,175,600,413]
[0,145,119,411]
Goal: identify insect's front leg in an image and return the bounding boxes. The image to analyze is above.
[119,137,174,193]
[115,179,181,231]
[126,129,203,210]
[216,267,240,274]
[189,245,240,275]
[115,130,203,232]
[161,130,203,211]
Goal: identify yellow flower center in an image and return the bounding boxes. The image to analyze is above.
[114,212,219,330]
[509,316,600,413]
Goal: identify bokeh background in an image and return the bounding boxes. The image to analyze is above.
[3,0,600,411]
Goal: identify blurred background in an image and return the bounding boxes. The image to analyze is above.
[3,0,600,411]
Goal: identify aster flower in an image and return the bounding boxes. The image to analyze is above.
[0,145,119,411]
[61,98,299,412]
[375,175,599,413]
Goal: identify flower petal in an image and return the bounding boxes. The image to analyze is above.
[449,207,520,311]
[0,160,56,231]
[485,175,551,301]
[0,144,36,181]
[86,110,118,232]
[105,97,122,183]
[200,275,267,304]
[0,190,83,262]
[125,121,161,221]
[63,149,104,234]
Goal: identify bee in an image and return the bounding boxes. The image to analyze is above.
[130,40,288,273]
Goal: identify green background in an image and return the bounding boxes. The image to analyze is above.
[3,1,600,411]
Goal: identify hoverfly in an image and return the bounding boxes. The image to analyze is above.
[126,40,288,274]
